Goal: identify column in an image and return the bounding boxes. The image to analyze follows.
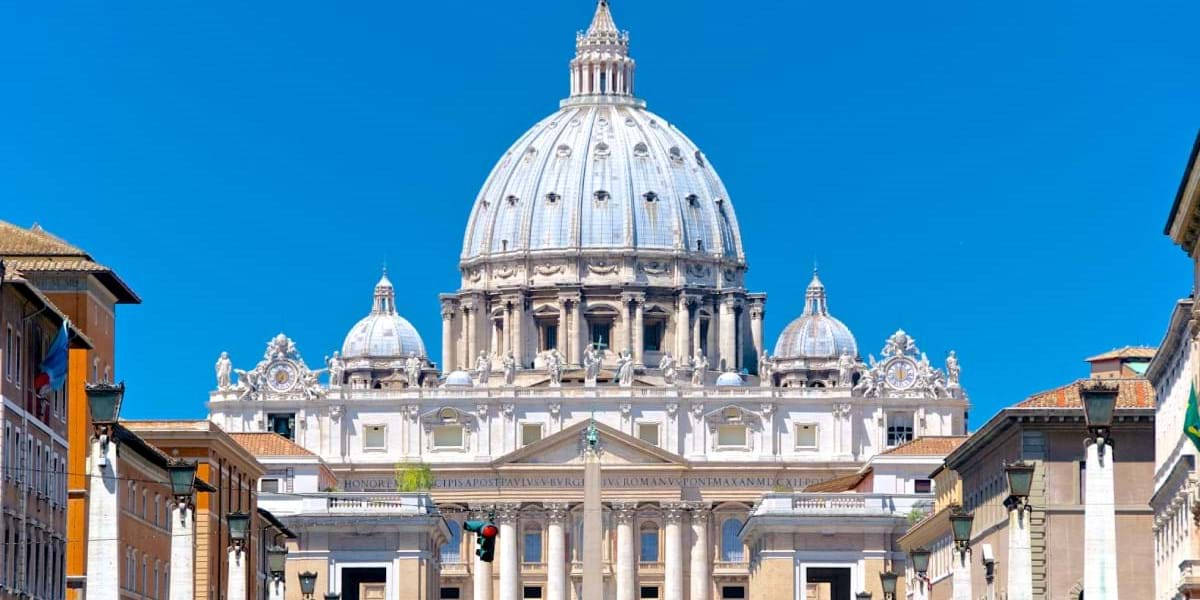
[441,302,457,373]
[1006,501,1033,600]
[749,305,764,373]
[501,304,510,356]
[614,503,637,600]
[664,505,684,600]
[692,304,702,363]
[633,297,645,366]
[951,548,971,600]
[84,434,119,600]
[1085,438,1119,599]
[571,299,585,367]
[677,296,692,361]
[464,305,475,370]
[512,295,525,367]
[227,545,247,600]
[169,501,195,600]
[268,576,284,600]
[556,298,569,360]
[546,504,569,600]
[497,504,520,600]
[474,552,494,600]
[582,452,603,600]
[689,506,711,600]
[718,297,735,372]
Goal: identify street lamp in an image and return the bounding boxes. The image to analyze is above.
[86,383,124,451]
[166,461,197,503]
[267,546,287,581]
[1081,380,1119,452]
[298,572,318,600]
[910,548,931,578]
[950,507,975,551]
[1004,462,1035,511]
[879,570,898,600]
[227,512,250,553]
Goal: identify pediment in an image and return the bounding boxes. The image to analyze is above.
[492,420,689,468]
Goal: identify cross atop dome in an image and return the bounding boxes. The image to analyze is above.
[567,0,638,105]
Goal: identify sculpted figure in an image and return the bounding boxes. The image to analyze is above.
[616,350,634,387]
[946,350,961,387]
[691,354,708,386]
[758,352,774,388]
[234,368,260,401]
[215,352,233,390]
[503,352,517,385]
[659,352,677,385]
[476,351,491,385]
[546,349,565,386]
[583,345,602,386]
[837,351,855,387]
[852,367,878,397]
[405,352,422,387]
[326,351,345,388]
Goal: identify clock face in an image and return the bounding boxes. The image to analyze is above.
[885,359,918,390]
[266,362,298,392]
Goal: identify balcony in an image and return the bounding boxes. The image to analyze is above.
[752,493,933,517]
[1179,559,1200,596]
[712,561,749,576]
[261,492,440,517]
[521,563,546,575]
[440,562,469,578]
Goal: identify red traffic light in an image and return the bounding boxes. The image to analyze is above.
[481,524,499,538]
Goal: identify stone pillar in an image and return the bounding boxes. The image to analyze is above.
[474,552,493,600]
[498,504,520,600]
[268,576,285,600]
[1006,503,1033,600]
[512,295,525,367]
[749,304,764,373]
[556,298,569,360]
[1085,438,1119,600]
[951,548,971,600]
[227,546,248,600]
[169,501,195,600]
[718,297,736,372]
[441,301,457,373]
[692,304,703,362]
[464,304,475,370]
[546,504,569,600]
[664,505,684,600]
[677,296,691,361]
[689,505,711,600]
[633,296,645,367]
[84,435,119,600]
[572,299,585,367]
[583,448,603,600]
[614,503,637,600]
[500,303,510,356]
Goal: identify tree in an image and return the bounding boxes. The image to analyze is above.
[394,462,435,492]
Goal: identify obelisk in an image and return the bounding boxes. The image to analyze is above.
[583,421,603,600]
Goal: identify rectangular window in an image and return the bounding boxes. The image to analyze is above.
[433,425,464,449]
[440,589,462,600]
[699,320,710,356]
[637,423,660,447]
[267,413,296,440]
[523,531,542,563]
[721,586,746,599]
[589,322,611,351]
[643,322,664,352]
[364,425,387,451]
[1079,460,1086,504]
[4,326,12,381]
[640,586,660,599]
[886,413,914,447]
[522,586,543,599]
[14,333,21,387]
[521,423,543,447]
[260,479,280,494]
[716,425,747,448]
[541,323,558,351]
[639,529,659,562]
[914,479,932,494]
[794,424,818,449]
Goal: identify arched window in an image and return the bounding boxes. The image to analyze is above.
[440,520,462,563]
[720,518,744,562]
[523,523,543,564]
[639,523,660,562]
[572,517,585,561]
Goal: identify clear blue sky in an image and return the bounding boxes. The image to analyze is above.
[3,1,1197,426]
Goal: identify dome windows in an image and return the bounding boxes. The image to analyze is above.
[643,191,658,203]
[686,194,700,207]
[523,147,538,162]
[593,190,611,202]
[556,144,572,158]
[545,192,561,205]
[506,195,519,206]
[633,142,649,157]
[668,146,684,163]
[695,151,706,168]
[594,142,611,157]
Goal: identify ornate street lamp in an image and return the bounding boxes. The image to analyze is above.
[166,461,197,503]
[949,506,975,551]
[86,383,124,451]
[298,572,318,600]
[267,545,288,581]
[1081,380,1119,453]
[910,548,931,578]
[1004,462,1035,511]
[227,512,250,553]
[879,570,898,600]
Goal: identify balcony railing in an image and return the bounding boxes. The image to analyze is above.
[713,560,749,575]
[521,563,545,574]
[261,492,440,516]
[440,562,469,577]
[751,493,933,518]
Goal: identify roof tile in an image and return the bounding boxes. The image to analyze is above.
[1016,378,1154,409]
[228,433,316,457]
[878,436,968,457]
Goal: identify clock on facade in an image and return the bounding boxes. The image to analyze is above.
[266,361,299,393]
[884,359,917,390]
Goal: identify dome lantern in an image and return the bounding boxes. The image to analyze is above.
[567,1,638,105]
[342,270,427,362]
[772,270,858,387]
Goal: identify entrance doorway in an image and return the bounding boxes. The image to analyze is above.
[804,567,852,600]
[341,567,387,600]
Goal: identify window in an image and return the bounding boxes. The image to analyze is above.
[640,586,660,599]
[523,526,543,563]
[720,518,744,561]
[441,520,462,562]
[886,413,914,447]
[521,423,543,447]
[643,322,664,352]
[637,423,660,447]
[794,424,818,449]
[260,479,280,494]
[433,425,464,449]
[717,425,747,448]
[914,479,932,494]
[440,589,462,600]
[721,586,746,599]
[364,425,387,451]
[639,525,659,562]
[1079,460,1087,504]
[698,320,710,356]
[589,322,611,351]
[541,323,558,351]
[268,413,296,440]
[523,586,543,599]
[4,326,12,381]
[14,333,21,387]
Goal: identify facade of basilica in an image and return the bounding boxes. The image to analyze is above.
[207,3,969,600]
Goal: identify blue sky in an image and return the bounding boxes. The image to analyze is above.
[2,1,1197,426]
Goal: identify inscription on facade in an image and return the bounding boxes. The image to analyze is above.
[341,474,828,492]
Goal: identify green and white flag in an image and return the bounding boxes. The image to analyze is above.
[1185,384,1200,452]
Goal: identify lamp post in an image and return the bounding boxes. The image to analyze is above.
[267,546,288,600]
[949,507,974,600]
[227,511,251,600]
[1081,380,1120,600]
[166,461,198,600]
[910,549,930,600]
[1004,461,1035,600]
[879,570,898,600]
[298,572,319,600]
[83,382,125,600]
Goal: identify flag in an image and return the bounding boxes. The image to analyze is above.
[1185,384,1200,453]
[34,321,68,398]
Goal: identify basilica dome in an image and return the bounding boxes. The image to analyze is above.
[459,1,744,279]
[774,272,857,361]
[342,272,427,359]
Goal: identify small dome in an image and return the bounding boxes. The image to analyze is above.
[715,372,744,387]
[341,271,427,359]
[442,370,474,387]
[774,271,857,360]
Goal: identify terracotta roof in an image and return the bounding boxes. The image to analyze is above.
[0,220,140,303]
[0,221,87,256]
[803,470,869,493]
[1016,378,1154,409]
[878,436,968,457]
[228,433,317,457]
[1085,346,1157,362]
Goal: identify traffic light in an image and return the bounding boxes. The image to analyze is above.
[463,520,499,562]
